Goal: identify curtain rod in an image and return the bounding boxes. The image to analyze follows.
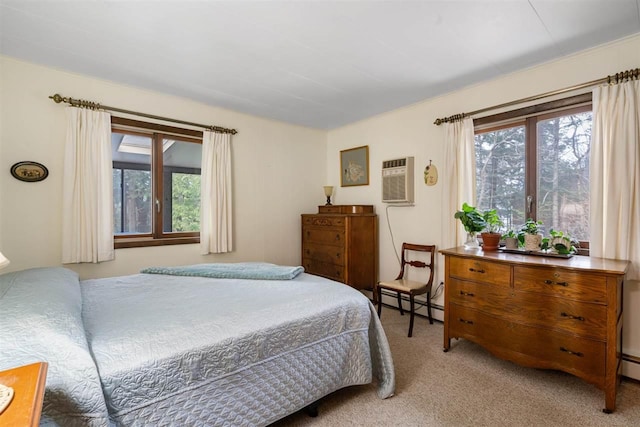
[433,67,639,126]
[49,93,238,135]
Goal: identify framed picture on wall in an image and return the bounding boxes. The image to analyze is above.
[340,145,369,187]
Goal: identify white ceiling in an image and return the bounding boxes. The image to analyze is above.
[1,1,639,130]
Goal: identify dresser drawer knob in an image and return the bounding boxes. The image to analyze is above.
[459,290,475,297]
[458,318,474,325]
[544,279,568,287]
[560,312,585,321]
[468,268,485,274]
[335,234,341,241]
[560,347,584,357]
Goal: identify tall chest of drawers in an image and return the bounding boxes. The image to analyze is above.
[301,205,377,290]
[441,247,629,413]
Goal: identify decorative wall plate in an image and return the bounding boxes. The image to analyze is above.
[10,161,49,182]
[424,161,438,186]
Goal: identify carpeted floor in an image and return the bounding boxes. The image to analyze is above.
[272,307,640,427]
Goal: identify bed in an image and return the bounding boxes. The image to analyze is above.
[0,264,395,426]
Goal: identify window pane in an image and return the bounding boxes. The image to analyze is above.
[475,125,526,231]
[112,132,152,235]
[537,112,591,241]
[162,139,201,233]
[123,169,152,233]
[113,169,122,233]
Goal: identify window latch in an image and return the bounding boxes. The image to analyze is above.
[527,195,533,214]
[155,199,161,213]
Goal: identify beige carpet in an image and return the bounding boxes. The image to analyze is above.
[272,307,640,427]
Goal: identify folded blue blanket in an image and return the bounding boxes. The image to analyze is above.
[141,262,305,280]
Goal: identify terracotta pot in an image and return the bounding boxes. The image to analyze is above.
[481,232,501,251]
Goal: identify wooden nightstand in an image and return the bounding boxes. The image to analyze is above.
[0,362,48,426]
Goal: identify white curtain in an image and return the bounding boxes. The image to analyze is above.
[200,130,233,254]
[441,117,477,249]
[590,80,640,280]
[62,108,114,263]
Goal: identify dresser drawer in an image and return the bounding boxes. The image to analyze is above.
[449,279,607,340]
[302,259,345,282]
[449,303,606,381]
[303,242,345,266]
[448,278,512,314]
[514,266,607,304]
[449,256,511,287]
[302,227,345,246]
[302,216,345,228]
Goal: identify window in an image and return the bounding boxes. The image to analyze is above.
[474,95,592,249]
[111,118,203,248]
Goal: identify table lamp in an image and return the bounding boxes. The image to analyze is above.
[323,186,334,205]
[0,252,9,270]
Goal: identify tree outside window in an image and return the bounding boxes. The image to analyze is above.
[474,98,592,247]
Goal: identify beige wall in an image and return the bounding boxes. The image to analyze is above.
[326,33,640,376]
[0,56,326,278]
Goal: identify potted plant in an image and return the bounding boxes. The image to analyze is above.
[542,229,576,254]
[454,203,486,249]
[480,208,503,251]
[519,218,543,251]
[503,229,519,249]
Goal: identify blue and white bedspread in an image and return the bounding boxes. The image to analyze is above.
[140,262,305,280]
[0,267,395,427]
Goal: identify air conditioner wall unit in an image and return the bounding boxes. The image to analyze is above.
[382,157,414,204]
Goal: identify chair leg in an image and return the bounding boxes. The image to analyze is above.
[397,292,404,315]
[377,286,383,317]
[427,291,434,324]
[408,294,415,337]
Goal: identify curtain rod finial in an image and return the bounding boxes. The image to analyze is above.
[50,94,64,104]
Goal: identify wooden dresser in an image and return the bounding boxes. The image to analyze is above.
[440,247,629,413]
[301,205,377,290]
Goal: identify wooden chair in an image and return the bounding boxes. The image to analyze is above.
[376,243,436,337]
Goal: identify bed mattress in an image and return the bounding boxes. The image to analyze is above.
[80,272,394,426]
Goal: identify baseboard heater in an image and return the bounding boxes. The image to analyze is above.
[378,289,443,320]
[623,353,640,365]
[378,291,640,369]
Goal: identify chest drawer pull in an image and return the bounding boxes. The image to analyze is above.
[560,347,584,357]
[459,290,475,297]
[469,268,485,274]
[459,318,474,325]
[560,312,585,321]
[544,279,568,287]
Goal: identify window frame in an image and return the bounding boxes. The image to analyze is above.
[473,94,592,254]
[111,117,204,249]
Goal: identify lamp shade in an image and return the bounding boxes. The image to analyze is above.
[0,251,9,270]
[323,186,334,197]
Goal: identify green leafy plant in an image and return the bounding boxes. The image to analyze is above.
[454,203,486,233]
[503,229,517,239]
[518,218,543,246]
[482,208,503,234]
[548,229,576,254]
[520,218,543,234]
